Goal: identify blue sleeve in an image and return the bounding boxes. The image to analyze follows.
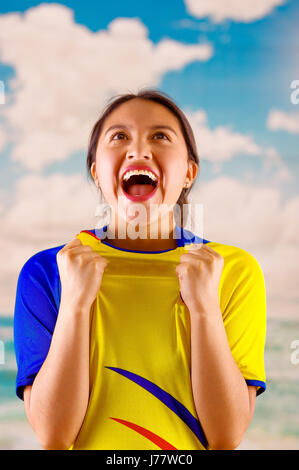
[13,244,64,400]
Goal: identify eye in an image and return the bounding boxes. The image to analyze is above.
[152,132,169,140]
[111,132,127,140]
[111,131,169,141]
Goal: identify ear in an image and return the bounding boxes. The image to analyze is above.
[185,161,198,188]
[90,162,100,188]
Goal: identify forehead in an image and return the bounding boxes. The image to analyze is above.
[101,98,182,132]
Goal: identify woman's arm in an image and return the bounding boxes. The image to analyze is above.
[176,243,263,450]
[189,308,256,450]
[23,237,109,450]
[24,301,91,450]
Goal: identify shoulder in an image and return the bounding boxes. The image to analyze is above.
[203,238,262,272]
[19,243,65,280]
[203,244,267,334]
[183,226,260,266]
[206,242,266,317]
[16,243,66,311]
[180,226,263,275]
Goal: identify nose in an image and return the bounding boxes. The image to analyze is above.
[125,139,153,161]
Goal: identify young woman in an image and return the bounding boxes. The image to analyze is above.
[14,89,267,450]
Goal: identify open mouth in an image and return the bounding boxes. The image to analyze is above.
[121,172,159,201]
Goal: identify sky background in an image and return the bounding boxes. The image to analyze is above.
[0,0,298,320]
[0,0,299,451]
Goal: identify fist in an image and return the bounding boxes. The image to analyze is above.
[175,243,224,314]
[56,237,109,312]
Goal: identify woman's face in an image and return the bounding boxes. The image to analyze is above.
[91,98,197,228]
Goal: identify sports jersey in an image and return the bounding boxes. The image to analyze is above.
[14,224,267,450]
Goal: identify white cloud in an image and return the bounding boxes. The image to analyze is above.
[0,171,102,314]
[153,39,212,74]
[263,147,293,183]
[183,110,292,182]
[191,176,283,247]
[0,4,213,171]
[186,109,262,162]
[184,0,285,23]
[267,109,299,134]
[1,172,98,243]
[189,176,299,318]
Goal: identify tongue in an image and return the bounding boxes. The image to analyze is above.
[127,184,154,196]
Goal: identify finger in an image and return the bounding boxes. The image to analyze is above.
[176,261,198,278]
[203,244,219,254]
[60,237,82,252]
[67,244,94,254]
[201,244,223,259]
[179,246,212,263]
[91,256,110,270]
[184,242,203,251]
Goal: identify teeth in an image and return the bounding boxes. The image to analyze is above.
[123,169,157,183]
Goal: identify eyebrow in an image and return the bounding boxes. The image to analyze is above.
[104,124,177,137]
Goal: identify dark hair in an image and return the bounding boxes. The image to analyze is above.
[86,88,200,227]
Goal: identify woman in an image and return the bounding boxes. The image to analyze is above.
[14,89,267,450]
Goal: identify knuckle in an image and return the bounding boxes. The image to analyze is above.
[93,259,106,271]
[84,245,93,251]
[214,251,224,263]
[182,264,192,275]
[79,252,88,261]
[67,250,76,259]
[58,250,68,261]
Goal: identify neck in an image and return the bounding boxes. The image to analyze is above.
[103,212,179,251]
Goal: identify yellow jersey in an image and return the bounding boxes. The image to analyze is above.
[68,225,267,450]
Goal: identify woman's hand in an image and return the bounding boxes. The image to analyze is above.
[175,243,224,315]
[57,237,109,312]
